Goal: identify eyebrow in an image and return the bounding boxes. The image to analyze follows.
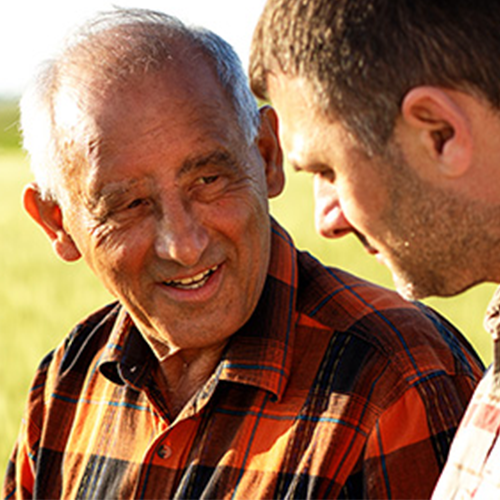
[87,179,146,214]
[179,149,240,177]
[291,160,331,174]
[89,149,241,209]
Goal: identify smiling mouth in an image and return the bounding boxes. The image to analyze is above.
[163,265,219,290]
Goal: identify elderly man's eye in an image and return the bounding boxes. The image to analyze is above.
[198,175,219,185]
[127,198,148,209]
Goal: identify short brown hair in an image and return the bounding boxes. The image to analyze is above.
[250,0,500,154]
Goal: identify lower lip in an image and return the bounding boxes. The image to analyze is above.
[157,265,224,303]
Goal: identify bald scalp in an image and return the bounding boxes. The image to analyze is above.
[21,8,260,203]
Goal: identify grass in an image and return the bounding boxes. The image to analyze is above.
[1,103,113,475]
[0,99,22,150]
[0,150,113,475]
[0,101,496,477]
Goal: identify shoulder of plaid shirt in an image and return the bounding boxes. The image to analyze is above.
[432,287,500,500]
[3,219,484,500]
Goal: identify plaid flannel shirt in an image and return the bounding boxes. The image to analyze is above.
[4,220,483,499]
[433,287,500,499]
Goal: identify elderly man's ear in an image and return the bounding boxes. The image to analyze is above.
[398,86,473,178]
[23,183,82,262]
[257,106,285,198]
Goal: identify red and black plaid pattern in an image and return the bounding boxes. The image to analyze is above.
[4,220,483,499]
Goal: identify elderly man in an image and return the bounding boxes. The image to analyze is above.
[250,0,500,498]
[4,8,483,500]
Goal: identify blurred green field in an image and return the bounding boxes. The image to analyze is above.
[0,102,114,476]
[0,100,496,477]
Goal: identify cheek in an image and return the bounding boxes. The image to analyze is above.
[85,224,153,285]
[240,204,272,285]
[210,185,269,233]
[340,174,388,229]
[214,193,270,272]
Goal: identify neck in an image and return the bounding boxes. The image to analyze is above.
[156,341,227,418]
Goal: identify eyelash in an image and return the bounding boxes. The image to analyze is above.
[127,198,149,210]
[316,169,335,183]
[117,174,224,213]
[198,175,219,185]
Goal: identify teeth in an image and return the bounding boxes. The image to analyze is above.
[164,265,218,289]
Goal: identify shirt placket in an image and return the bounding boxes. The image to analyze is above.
[134,415,201,499]
[132,373,218,498]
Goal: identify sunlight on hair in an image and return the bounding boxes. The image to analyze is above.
[54,90,81,132]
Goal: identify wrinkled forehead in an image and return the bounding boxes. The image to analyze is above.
[54,54,240,147]
[62,71,259,201]
[50,58,250,205]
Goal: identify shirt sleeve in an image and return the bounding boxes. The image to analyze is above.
[3,433,35,499]
[362,370,480,499]
[3,354,52,500]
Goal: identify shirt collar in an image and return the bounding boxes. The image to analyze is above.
[98,218,299,401]
[484,286,500,339]
[99,309,157,390]
[484,286,500,374]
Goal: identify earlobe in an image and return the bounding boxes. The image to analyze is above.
[23,183,82,262]
[401,87,473,178]
[257,106,285,198]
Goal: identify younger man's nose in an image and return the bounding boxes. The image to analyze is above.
[314,180,353,239]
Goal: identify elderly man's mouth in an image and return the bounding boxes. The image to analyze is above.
[163,265,220,290]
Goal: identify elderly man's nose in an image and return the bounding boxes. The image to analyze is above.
[155,208,209,266]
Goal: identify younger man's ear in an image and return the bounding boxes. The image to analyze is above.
[22,183,81,262]
[257,105,285,198]
[400,86,473,178]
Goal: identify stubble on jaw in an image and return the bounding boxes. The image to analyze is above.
[375,143,500,301]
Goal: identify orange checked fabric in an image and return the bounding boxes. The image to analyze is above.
[4,220,483,499]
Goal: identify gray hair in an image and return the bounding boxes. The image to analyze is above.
[21,8,260,201]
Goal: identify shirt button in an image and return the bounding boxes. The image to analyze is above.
[157,444,172,459]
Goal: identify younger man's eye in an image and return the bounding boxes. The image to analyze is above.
[317,169,335,183]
